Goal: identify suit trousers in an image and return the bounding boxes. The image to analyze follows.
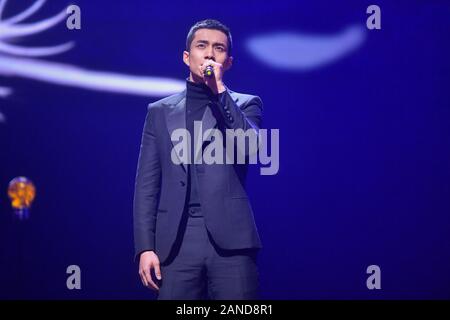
[157,206,259,300]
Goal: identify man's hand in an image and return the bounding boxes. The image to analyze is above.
[138,250,161,291]
[199,59,226,94]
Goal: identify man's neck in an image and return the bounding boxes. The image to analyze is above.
[189,74,203,84]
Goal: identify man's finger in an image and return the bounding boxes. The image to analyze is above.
[198,65,206,80]
[144,269,159,291]
[140,273,147,287]
[139,271,148,287]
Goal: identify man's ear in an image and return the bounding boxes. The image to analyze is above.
[224,56,233,71]
[183,51,190,67]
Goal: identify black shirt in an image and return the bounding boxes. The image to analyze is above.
[185,80,214,208]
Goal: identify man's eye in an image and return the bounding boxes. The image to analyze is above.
[216,47,224,52]
[197,44,205,48]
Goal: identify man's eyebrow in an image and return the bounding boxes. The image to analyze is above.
[195,39,227,47]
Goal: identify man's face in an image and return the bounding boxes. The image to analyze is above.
[183,28,232,82]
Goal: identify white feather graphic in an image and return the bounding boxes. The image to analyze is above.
[246,25,366,71]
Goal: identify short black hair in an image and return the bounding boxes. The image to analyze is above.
[186,19,233,55]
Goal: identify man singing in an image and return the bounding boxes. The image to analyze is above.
[133,19,263,299]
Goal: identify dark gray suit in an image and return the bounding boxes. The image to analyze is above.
[133,87,263,298]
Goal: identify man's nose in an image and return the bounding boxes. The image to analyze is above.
[204,46,215,61]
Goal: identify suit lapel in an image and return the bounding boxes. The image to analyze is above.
[165,91,187,172]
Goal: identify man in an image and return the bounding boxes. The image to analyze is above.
[133,19,263,300]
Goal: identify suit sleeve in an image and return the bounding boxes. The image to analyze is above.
[133,104,161,261]
[213,91,263,158]
[215,91,263,132]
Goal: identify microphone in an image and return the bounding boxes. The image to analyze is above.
[204,65,214,77]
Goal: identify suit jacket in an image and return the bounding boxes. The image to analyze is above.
[133,87,263,264]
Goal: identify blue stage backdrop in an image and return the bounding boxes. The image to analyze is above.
[0,0,449,299]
